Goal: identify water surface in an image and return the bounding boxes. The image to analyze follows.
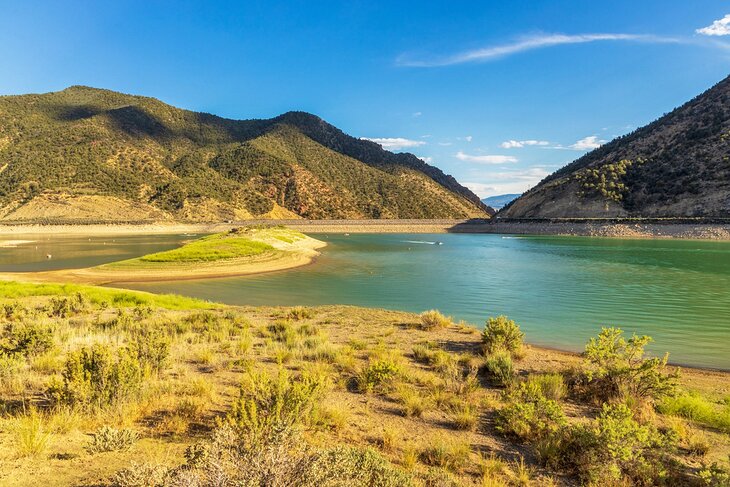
[1,233,728,369]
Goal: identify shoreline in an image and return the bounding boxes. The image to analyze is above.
[0,219,729,240]
[0,232,327,285]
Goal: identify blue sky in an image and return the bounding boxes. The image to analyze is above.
[1,1,729,197]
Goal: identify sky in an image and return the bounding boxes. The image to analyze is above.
[1,1,729,197]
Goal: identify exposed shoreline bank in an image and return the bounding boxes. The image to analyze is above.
[0,230,327,285]
[1,219,730,239]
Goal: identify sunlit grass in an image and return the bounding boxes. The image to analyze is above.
[0,280,218,310]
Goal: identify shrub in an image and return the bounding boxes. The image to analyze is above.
[47,293,86,317]
[49,344,143,408]
[524,373,566,401]
[396,386,430,418]
[561,403,674,485]
[582,327,679,403]
[482,349,514,387]
[419,310,451,330]
[419,436,471,473]
[482,316,524,357]
[85,425,139,453]
[496,382,566,443]
[698,463,730,487]
[354,358,400,393]
[129,328,170,374]
[111,462,169,487]
[451,403,479,431]
[228,368,324,447]
[12,410,52,457]
[286,306,314,320]
[0,321,54,357]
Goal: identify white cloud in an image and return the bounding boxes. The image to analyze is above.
[418,156,433,164]
[438,142,453,146]
[412,111,423,117]
[455,151,517,164]
[464,136,473,142]
[361,137,426,150]
[397,33,679,67]
[697,14,730,36]
[500,139,550,148]
[569,135,606,150]
[464,166,551,197]
[546,135,607,151]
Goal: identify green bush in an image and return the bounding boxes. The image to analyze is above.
[496,382,566,443]
[561,403,674,485]
[85,425,139,453]
[0,321,54,357]
[129,328,170,374]
[354,358,400,393]
[525,373,566,401]
[228,368,324,447]
[482,316,524,356]
[582,327,679,403]
[698,463,730,487]
[482,349,514,387]
[49,344,143,408]
[419,310,452,330]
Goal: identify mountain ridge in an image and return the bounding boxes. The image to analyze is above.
[500,74,730,218]
[0,86,491,222]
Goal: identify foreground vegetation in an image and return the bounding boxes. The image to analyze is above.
[0,286,728,486]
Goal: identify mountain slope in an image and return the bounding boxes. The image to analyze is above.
[0,86,490,222]
[501,75,730,218]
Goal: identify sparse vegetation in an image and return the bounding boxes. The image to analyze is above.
[0,288,726,486]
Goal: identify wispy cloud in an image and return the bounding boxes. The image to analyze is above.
[569,135,606,150]
[418,156,433,164]
[397,33,680,67]
[546,135,606,151]
[455,151,517,164]
[361,137,426,150]
[697,14,730,36]
[500,139,550,149]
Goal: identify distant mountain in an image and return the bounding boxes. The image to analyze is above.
[0,86,491,222]
[481,194,520,210]
[501,75,730,218]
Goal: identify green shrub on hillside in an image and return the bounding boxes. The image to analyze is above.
[0,321,54,357]
[420,310,452,330]
[49,344,144,408]
[497,382,566,443]
[228,369,324,447]
[560,403,674,485]
[582,327,679,403]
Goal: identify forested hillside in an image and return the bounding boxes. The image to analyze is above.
[501,75,730,218]
[0,86,490,222]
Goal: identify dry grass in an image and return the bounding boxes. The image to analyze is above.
[0,291,727,486]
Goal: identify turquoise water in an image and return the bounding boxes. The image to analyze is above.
[2,233,729,369]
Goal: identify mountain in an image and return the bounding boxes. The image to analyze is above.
[481,194,520,210]
[500,75,730,219]
[0,86,491,222]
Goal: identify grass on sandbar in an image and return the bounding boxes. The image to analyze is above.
[138,233,275,263]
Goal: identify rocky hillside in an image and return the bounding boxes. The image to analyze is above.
[0,86,490,222]
[501,75,730,218]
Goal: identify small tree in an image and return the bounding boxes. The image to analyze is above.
[583,327,679,403]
